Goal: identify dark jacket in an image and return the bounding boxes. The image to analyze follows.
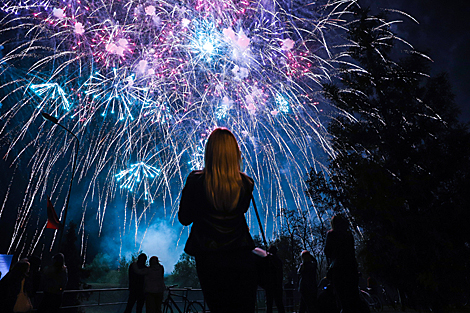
[178,170,255,256]
[132,263,165,294]
[324,229,357,269]
[267,253,284,291]
[128,262,146,294]
[298,260,317,294]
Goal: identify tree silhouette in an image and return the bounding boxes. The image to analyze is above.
[165,253,200,288]
[309,7,470,311]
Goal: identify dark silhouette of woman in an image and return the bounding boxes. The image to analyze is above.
[0,259,32,312]
[124,253,147,313]
[324,215,361,313]
[178,128,257,313]
[37,253,68,313]
[266,246,285,313]
[298,250,317,313]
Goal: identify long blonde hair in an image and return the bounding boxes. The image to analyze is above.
[204,128,243,211]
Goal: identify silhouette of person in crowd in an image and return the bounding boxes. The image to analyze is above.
[37,253,68,313]
[266,245,285,313]
[132,256,165,313]
[324,215,361,313]
[298,250,318,313]
[0,259,32,313]
[26,255,41,307]
[178,128,258,313]
[124,253,147,313]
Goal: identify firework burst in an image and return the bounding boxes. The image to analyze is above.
[0,0,394,257]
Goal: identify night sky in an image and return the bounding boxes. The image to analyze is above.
[363,0,470,122]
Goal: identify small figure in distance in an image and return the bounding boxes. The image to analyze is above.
[266,245,286,313]
[178,128,258,313]
[298,250,318,313]
[132,256,165,313]
[124,253,147,313]
[37,253,68,313]
[324,214,363,313]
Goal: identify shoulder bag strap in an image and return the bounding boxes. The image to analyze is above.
[251,195,268,249]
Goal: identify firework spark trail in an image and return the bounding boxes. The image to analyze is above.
[0,0,406,255]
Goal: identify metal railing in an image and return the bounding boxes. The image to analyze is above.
[33,287,299,312]
[34,288,129,311]
[34,287,204,312]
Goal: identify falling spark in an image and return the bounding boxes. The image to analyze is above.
[0,0,409,256]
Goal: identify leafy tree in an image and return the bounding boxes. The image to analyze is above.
[118,255,131,287]
[309,7,470,310]
[165,253,200,288]
[84,253,124,286]
[85,253,112,282]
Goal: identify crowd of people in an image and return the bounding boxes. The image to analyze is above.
[0,253,68,313]
[1,127,366,313]
[177,127,367,313]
